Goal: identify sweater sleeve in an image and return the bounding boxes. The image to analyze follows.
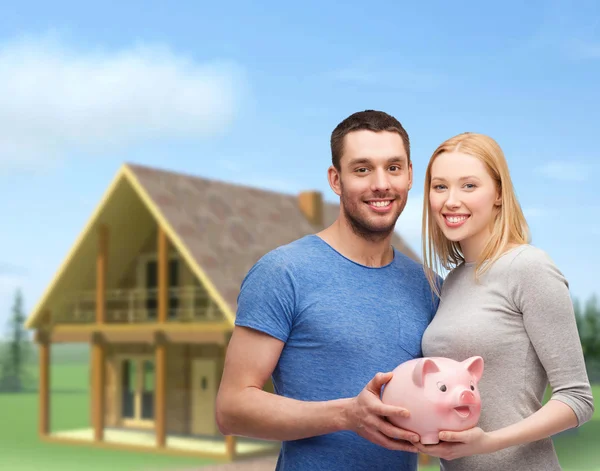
[509,246,594,427]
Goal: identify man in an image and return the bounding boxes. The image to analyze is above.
[215,110,440,470]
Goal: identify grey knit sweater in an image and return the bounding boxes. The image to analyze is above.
[421,244,594,471]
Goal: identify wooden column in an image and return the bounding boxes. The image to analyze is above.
[158,226,168,323]
[91,333,105,441]
[92,224,108,441]
[37,330,50,436]
[96,224,108,324]
[155,332,167,447]
[156,226,168,446]
[225,435,237,460]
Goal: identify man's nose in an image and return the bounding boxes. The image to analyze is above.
[371,169,391,192]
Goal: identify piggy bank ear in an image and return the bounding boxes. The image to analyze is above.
[412,358,440,387]
[462,356,484,382]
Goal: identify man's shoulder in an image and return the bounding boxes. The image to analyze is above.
[248,235,323,275]
[391,249,441,314]
[391,249,434,285]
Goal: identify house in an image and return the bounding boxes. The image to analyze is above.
[24,162,420,462]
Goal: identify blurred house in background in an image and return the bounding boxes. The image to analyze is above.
[24,162,418,461]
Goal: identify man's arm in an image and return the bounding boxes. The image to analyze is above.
[215,325,420,450]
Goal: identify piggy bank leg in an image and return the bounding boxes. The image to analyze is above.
[420,433,440,445]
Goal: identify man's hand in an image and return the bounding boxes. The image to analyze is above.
[344,372,421,453]
[414,427,497,461]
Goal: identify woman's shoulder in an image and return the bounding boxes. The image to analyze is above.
[500,244,558,272]
[496,244,568,293]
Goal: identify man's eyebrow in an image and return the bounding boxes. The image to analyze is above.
[347,156,407,166]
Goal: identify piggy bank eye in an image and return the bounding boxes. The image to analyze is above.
[437,382,447,392]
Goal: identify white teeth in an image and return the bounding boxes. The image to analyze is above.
[446,215,468,223]
[370,201,391,207]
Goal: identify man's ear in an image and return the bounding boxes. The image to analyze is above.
[408,161,413,191]
[328,166,342,197]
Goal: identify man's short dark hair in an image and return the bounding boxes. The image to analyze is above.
[330,110,410,171]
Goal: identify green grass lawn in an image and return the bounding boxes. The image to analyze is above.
[2,344,598,470]
[0,349,217,471]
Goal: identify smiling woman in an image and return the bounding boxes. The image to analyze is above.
[417,132,594,471]
[428,153,504,264]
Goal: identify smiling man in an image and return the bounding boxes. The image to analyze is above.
[215,110,441,471]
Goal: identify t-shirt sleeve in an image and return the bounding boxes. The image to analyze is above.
[509,247,595,426]
[234,250,297,343]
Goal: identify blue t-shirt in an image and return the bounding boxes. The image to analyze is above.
[235,234,439,471]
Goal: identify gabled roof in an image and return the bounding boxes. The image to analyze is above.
[25,162,419,329]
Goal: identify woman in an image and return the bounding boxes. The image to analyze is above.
[415,132,594,470]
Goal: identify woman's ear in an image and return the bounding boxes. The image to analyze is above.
[494,189,502,206]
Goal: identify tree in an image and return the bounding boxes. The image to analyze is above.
[0,288,31,392]
[574,294,600,364]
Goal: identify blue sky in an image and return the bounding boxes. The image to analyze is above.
[0,0,599,332]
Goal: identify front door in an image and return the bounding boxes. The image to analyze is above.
[120,357,155,427]
[191,358,217,436]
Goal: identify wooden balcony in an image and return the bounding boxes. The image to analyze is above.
[52,286,225,325]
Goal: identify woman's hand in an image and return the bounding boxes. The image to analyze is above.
[414,427,499,461]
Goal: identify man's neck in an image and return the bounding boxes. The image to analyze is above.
[317,217,394,268]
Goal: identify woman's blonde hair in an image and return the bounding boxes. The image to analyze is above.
[422,132,530,296]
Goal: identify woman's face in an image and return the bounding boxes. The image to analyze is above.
[428,151,501,261]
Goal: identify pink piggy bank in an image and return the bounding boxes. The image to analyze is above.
[381,356,484,445]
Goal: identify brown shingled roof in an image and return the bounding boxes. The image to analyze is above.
[126,163,420,315]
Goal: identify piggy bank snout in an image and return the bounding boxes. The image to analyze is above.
[459,390,477,405]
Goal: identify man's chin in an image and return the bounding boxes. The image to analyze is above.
[353,220,397,237]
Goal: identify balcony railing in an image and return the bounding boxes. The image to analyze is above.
[52,286,225,324]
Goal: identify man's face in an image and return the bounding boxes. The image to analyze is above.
[329,130,413,240]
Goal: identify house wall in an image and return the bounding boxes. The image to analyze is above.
[165,343,190,434]
[103,342,230,436]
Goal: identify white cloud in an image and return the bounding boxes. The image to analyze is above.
[568,39,600,60]
[0,33,246,172]
[535,161,592,182]
[326,59,443,90]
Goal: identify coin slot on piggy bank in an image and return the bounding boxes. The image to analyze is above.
[381,356,484,445]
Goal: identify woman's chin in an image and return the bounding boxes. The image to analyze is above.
[438,228,464,243]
